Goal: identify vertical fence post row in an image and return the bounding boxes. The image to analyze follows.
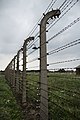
[4,9,61,120]
[22,37,34,105]
[16,50,20,97]
[7,65,9,83]
[40,9,61,120]
[11,60,14,89]
[13,56,16,92]
[10,61,12,86]
[9,62,12,86]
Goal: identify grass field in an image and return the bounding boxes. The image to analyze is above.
[2,72,80,120]
[27,72,80,120]
[0,75,23,120]
[48,73,80,120]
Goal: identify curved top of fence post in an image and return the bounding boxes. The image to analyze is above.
[40,9,61,26]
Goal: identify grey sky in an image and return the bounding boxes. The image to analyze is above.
[0,0,80,70]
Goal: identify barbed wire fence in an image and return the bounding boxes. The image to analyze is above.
[5,0,80,120]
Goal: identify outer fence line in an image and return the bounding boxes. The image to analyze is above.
[4,9,62,120]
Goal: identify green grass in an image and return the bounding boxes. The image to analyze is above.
[27,73,39,103]
[48,73,80,120]
[0,75,23,120]
[3,72,80,119]
[26,72,80,120]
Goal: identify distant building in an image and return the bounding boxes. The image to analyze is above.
[76,65,80,75]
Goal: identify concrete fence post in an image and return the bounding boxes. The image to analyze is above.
[39,9,61,120]
[11,60,13,87]
[13,56,16,91]
[22,40,27,105]
[16,50,20,94]
[9,63,12,86]
[22,37,34,105]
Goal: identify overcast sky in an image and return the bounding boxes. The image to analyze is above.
[0,0,80,70]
